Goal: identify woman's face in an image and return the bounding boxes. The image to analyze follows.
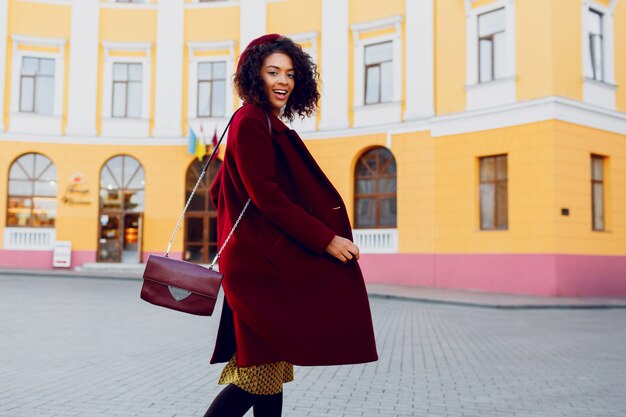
[261,52,295,115]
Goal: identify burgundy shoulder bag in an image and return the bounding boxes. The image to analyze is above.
[140,109,270,316]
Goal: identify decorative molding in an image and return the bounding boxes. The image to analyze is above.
[9,35,67,134]
[351,15,403,128]
[464,0,517,111]
[6,97,626,145]
[100,1,157,10]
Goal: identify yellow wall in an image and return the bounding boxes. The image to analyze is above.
[551,0,582,100]
[184,6,240,42]
[435,0,466,115]
[99,8,157,43]
[516,0,554,101]
[8,0,71,39]
[552,122,626,255]
[0,142,195,255]
[349,0,404,24]
[267,0,321,36]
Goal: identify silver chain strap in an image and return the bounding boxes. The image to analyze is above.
[164,109,270,271]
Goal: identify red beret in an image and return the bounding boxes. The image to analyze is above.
[237,33,283,72]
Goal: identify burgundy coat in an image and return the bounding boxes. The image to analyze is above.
[209,103,378,367]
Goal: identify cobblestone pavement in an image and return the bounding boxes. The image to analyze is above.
[1,274,625,417]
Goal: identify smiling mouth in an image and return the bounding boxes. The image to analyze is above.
[273,89,288,100]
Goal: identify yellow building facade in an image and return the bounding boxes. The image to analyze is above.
[1,0,625,297]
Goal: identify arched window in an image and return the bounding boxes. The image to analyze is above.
[184,157,222,263]
[354,147,397,228]
[6,153,57,227]
[98,155,145,263]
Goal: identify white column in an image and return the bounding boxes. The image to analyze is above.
[65,0,100,136]
[0,0,9,132]
[153,0,184,137]
[240,0,267,53]
[404,0,434,120]
[319,0,349,130]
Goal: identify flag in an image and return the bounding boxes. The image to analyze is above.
[196,124,206,161]
[211,128,218,150]
[187,127,197,155]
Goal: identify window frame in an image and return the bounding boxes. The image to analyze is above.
[350,15,403,127]
[101,42,152,136]
[363,41,393,105]
[353,147,397,229]
[464,0,516,111]
[196,61,227,119]
[111,62,143,119]
[591,154,605,232]
[479,154,508,231]
[581,1,617,110]
[6,153,57,229]
[477,7,506,84]
[9,35,66,134]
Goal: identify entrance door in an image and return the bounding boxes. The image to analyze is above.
[183,158,221,263]
[98,155,145,263]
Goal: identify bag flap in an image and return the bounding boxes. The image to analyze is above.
[143,254,222,299]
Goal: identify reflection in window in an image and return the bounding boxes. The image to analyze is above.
[20,57,55,115]
[588,9,604,82]
[197,61,226,118]
[7,153,57,227]
[479,154,508,230]
[478,8,505,83]
[591,155,605,231]
[99,155,145,212]
[364,41,393,105]
[112,63,142,118]
[354,147,397,228]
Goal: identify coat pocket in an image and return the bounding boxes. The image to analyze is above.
[264,232,297,267]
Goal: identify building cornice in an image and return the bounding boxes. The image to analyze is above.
[3,97,626,144]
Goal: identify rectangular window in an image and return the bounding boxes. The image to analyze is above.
[591,155,605,231]
[478,8,505,83]
[112,63,142,118]
[588,9,604,81]
[197,61,226,118]
[364,41,393,105]
[19,57,55,115]
[479,154,508,230]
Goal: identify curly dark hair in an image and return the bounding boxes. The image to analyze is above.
[234,36,319,122]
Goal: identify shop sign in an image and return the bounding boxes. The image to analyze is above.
[52,241,72,268]
[62,172,91,205]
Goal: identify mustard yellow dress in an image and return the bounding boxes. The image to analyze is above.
[218,352,294,395]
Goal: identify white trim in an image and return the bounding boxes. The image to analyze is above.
[186,0,240,8]
[3,228,56,251]
[66,0,100,136]
[0,0,8,132]
[286,31,319,132]
[9,35,66,135]
[582,0,617,110]
[153,0,184,137]
[319,0,349,130]
[16,0,71,4]
[353,229,398,254]
[300,96,626,140]
[100,1,157,10]
[187,41,236,130]
[101,43,152,137]
[6,96,626,145]
[239,0,266,53]
[351,15,403,128]
[404,0,434,120]
[464,0,517,111]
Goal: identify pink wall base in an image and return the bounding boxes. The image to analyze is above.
[0,250,96,270]
[359,253,626,297]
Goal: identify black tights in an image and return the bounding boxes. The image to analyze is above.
[203,384,283,417]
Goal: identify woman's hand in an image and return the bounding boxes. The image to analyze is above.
[325,235,360,263]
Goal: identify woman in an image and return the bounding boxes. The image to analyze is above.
[204,34,378,417]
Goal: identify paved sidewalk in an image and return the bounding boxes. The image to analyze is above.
[1,272,625,417]
[1,267,625,309]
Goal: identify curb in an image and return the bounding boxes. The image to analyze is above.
[2,268,626,310]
